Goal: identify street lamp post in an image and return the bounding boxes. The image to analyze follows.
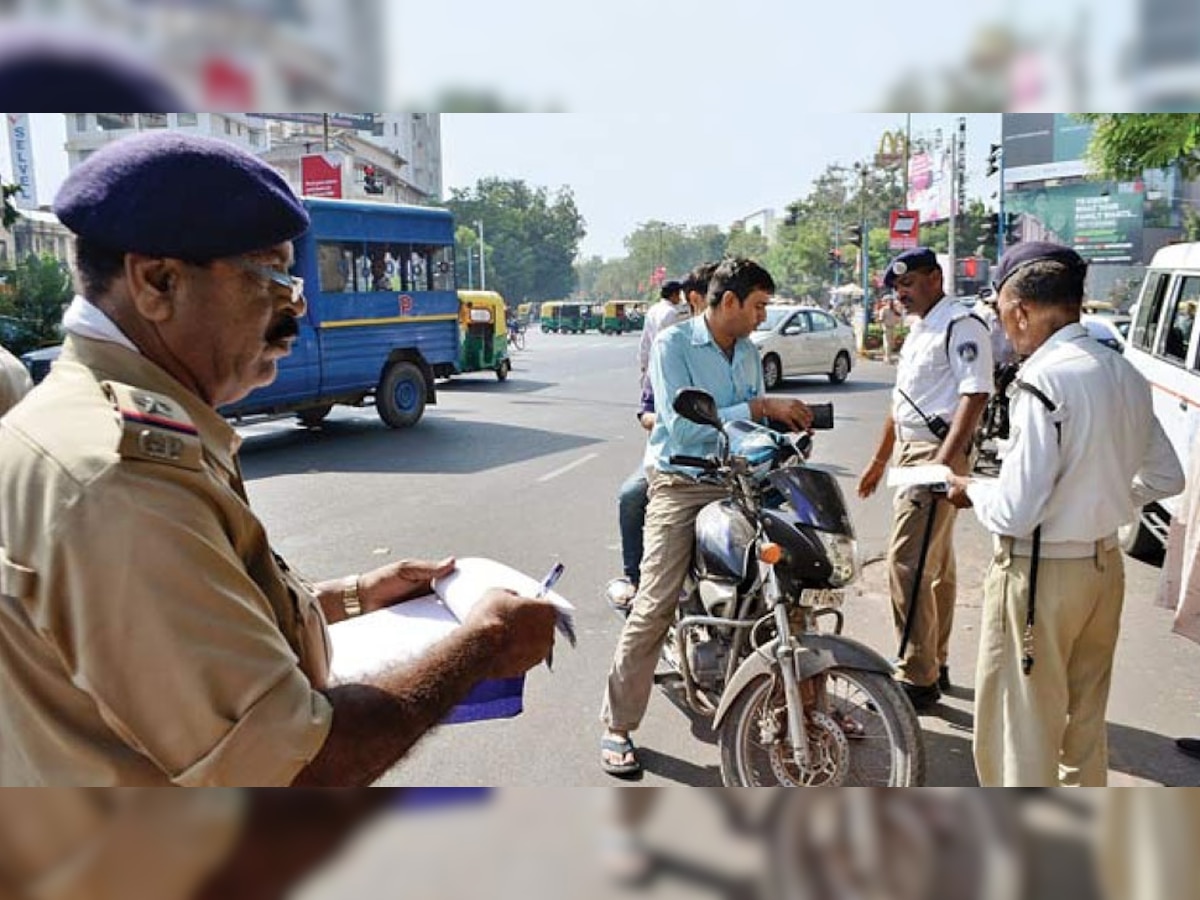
[476,219,486,290]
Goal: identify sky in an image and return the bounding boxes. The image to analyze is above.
[4,113,1003,262]
[439,113,1003,259]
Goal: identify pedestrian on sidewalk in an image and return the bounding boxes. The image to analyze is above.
[878,292,902,363]
[946,242,1184,787]
[858,247,993,712]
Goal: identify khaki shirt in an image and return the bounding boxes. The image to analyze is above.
[0,344,32,417]
[0,335,333,786]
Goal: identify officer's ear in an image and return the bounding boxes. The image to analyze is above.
[125,254,181,322]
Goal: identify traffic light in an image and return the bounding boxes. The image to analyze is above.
[363,164,384,194]
[845,224,863,247]
[986,142,1003,178]
[1006,212,1022,243]
[980,212,999,240]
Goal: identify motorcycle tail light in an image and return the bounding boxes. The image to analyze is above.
[759,542,783,565]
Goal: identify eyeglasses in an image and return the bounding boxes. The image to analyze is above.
[232,257,305,305]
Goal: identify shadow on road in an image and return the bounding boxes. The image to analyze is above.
[238,415,602,478]
[1108,721,1200,786]
[636,747,723,786]
[435,376,558,395]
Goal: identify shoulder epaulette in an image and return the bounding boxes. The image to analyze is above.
[102,381,204,471]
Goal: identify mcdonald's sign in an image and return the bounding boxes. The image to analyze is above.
[875,129,908,169]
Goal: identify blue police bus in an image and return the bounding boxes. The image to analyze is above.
[220,198,459,428]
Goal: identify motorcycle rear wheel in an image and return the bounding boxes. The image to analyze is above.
[718,667,924,787]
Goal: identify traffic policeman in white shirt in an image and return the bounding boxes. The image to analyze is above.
[858,247,993,710]
[946,241,1184,787]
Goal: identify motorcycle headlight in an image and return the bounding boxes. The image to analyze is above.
[816,532,858,587]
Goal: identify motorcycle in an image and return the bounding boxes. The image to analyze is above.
[651,387,925,787]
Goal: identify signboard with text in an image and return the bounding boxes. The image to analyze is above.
[301,153,344,198]
[1007,180,1144,264]
[889,210,921,250]
[5,114,37,210]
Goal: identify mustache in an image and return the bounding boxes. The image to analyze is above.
[265,315,300,345]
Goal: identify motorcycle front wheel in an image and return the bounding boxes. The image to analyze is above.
[718,667,925,787]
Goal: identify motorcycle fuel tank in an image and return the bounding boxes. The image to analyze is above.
[694,500,756,583]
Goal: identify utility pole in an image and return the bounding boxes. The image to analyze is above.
[902,112,912,204]
[466,240,474,289]
[476,219,486,290]
[855,161,871,329]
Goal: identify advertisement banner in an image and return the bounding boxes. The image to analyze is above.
[5,114,37,210]
[906,149,955,224]
[1007,181,1144,264]
[301,153,344,198]
[1003,113,1093,185]
[889,210,921,250]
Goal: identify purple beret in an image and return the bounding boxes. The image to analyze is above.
[54,131,310,260]
[0,29,185,111]
[993,241,1087,293]
[882,247,939,288]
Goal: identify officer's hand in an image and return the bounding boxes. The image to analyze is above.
[762,397,814,432]
[857,457,887,499]
[945,475,973,509]
[361,557,457,613]
[463,589,558,679]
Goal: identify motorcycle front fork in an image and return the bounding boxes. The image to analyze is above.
[761,559,812,772]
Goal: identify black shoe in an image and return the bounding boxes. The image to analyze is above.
[1176,738,1200,760]
[938,666,952,692]
[900,681,941,711]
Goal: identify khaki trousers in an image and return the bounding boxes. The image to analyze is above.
[888,442,959,687]
[973,542,1124,787]
[1099,790,1200,900]
[601,471,727,732]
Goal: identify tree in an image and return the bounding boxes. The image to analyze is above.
[2,184,18,230]
[444,178,586,303]
[0,254,72,353]
[1079,114,1200,181]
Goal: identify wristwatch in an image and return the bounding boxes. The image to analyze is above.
[342,575,362,618]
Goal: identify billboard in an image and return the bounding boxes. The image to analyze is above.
[1002,113,1093,185]
[1007,181,1144,264]
[907,148,955,224]
[301,153,344,198]
[5,114,38,210]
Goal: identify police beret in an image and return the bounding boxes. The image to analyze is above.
[0,29,184,110]
[993,241,1087,293]
[54,131,310,261]
[883,247,939,288]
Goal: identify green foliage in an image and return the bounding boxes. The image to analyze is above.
[444,178,586,303]
[1079,114,1200,181]
[2,184,19,230]
[0,254,72,353]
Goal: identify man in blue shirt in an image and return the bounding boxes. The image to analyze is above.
[599,258,814,776]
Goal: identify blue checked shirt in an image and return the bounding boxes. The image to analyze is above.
[644,314,764,475]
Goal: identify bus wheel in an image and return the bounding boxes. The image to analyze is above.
[376,361,426,428]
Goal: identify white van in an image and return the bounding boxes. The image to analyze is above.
[1121,242,1200,562]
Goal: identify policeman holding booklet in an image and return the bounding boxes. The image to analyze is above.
[857,247,993,711]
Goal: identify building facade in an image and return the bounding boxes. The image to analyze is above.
[64,113,268,168]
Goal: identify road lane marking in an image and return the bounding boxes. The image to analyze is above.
[537,452,599,483]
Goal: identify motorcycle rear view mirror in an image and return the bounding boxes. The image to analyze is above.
[673,388,722,429]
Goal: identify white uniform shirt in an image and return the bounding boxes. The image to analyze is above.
[638,299,684,375]
[893,295,994,442]
[967,323,1185,543]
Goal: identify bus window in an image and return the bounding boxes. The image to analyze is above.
[431,245,455,291]
[408,248,430,291]
[317,241,356,293]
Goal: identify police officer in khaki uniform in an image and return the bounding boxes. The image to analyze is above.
[858,247,993,710]
[946,242,1184,786]
[0,342,32,416]
[0,132,557,787]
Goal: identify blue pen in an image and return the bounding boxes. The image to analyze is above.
[537,562,570,670]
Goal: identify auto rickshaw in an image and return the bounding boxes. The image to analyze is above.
[542,300,585,333]
[600,300,635,335]
[579,303,602,333]
[627,301,649,331]
[516,302,534,325]
[455,290,511,380]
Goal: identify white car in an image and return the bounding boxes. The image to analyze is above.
[750,304,855,390]
[1081,313,1131,352]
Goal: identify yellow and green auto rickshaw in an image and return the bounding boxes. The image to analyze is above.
[542,300,586,333]
[579,303,603,333]
[456,290,511,380]
[600,300,636,335]
[627,301,650,331]
[516,301,534,325]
